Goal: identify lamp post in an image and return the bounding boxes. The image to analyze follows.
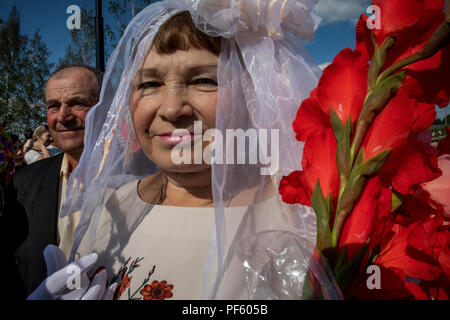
[95,0,105,72]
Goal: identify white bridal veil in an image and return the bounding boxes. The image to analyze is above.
[60,0,341,299]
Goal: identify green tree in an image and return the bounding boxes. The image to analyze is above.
[106,0,153,49]
[0,6,24,128]
[0,6,53,135]
[58,6,97,66]
[59,0,153,68]
[433,118,444,125]
[19,30,54,130]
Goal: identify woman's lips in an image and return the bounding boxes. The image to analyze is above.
[157,132,202,146]
[157,132,196,146]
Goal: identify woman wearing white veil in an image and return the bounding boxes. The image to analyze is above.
[30,0,342,300]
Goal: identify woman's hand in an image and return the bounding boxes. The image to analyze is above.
[32,141,51,160]
[27,245,118,300]
[23,139,33,154]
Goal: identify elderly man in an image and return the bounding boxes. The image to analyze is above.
[0,65,102,299]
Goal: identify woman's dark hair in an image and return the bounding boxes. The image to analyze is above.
[152,11,221,56]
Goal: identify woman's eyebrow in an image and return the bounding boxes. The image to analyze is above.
[188,65,218,75]
[136,68,159,78]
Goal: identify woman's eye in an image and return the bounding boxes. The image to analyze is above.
[138,81,161,90]
[190,78,217,86]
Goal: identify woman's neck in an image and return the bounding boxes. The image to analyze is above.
[138,169,213,207]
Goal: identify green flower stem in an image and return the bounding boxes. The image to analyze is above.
[349,120,368,164]
[377,18,450,84]
[331,209,347,248]
[368,35,395,91]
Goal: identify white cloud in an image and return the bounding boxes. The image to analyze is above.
[315,0,370,25]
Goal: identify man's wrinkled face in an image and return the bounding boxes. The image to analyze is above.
[45,68,98,157]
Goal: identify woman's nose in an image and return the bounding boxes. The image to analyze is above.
[158,88,193,122]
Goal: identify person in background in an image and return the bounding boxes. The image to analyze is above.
[0,64,103,299]
[47,139,63,156]
[0,128,14,218]
[431,137,440,149]
[9,134,26,172]
[24,125,57,164]
[22,129,33,155]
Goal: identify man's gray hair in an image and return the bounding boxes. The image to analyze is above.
[46,64,103,97]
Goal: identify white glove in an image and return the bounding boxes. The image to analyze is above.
[27,245,118,300]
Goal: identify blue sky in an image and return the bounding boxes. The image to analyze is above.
[0,0,367,65]
[0,0,448,119]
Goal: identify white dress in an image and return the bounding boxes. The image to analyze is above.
[77,180,291,300]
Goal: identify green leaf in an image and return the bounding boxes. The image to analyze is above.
[354,147,365,167]
[330,108,344,138]
[334,242,369,292]
[391,191,404,213]
[325,192,333,218]
[331,111,353,180]
[333,245,347,277]
[358,149,391,176]
[312,180,333,260]
[301,272,316,300]
[363,71,407,124]
[341,148,391,211]
[351,71,406,160]
[331,149,391,247]
[367,36,395,91]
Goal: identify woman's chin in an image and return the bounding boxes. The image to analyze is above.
[160,163,211,175]
[144,149,211,175]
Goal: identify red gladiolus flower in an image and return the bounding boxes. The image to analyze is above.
[360,89,441,195]
[437,128,450,156]
[375,219,443,281]
[338,177,391,261]
[378,137,441,195]
[361,89,413,160]
[282,0,450,300]
[293,49,368,142]
[371,0,441,44]
[315,49,368,126]
[279,128,339,206]
[293,93,329,142]
[410,102,437,136]
[347,266,428,300]
[402,46,450,108]
[396,186,443,226]
[421,154,450,221]
[421,273,450,300]
[360,0,445,51]
[356,1,449,107]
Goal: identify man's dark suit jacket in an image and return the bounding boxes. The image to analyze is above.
[0,153,64,299]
